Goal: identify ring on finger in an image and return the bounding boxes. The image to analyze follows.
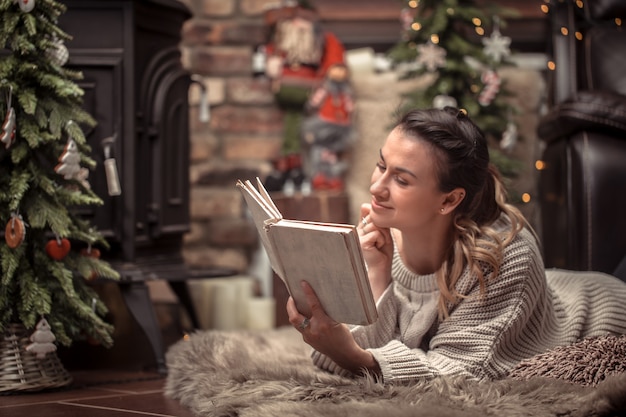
[361,217,368,226]
[299,317,310,330]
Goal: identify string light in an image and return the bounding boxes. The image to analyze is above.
[412,22,422,31]
[560,27,569,35]
[541,4,549,14]
[472,17,484,36]
[547,60,556,71]
[430,34,440,44]
[616,18,622,27]
[575,0,583,9]
[535,160,546,170]
[408,0,418,8]
[522,193,531,203]
[575,31,583,40]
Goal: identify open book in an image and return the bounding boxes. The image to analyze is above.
[236,178,377,326]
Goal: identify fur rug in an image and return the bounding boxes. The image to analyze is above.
[509,334,626,387]
[164,327,626,417]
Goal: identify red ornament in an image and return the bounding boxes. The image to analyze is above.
[80,247,101,280]
[80,247,101,259]
[45,238,71,260]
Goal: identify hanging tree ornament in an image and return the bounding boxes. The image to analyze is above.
[1,84,16,149]
[400,7,417,32]
[5,213,26,249]
[500,120,518,152]
[80,243,101,280]
[46,37,69,67]
[433,95,458,109]
[416,41,447,72]
[26,318,57,359]
[46,235,71,260]
[478,69,501,106]
[482,17,511,64]
[14,0,36,12]
[55,135,83,180]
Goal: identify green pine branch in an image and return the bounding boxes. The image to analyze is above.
[0,0,119,347]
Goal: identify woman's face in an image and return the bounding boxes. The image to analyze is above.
[369,127,447,231]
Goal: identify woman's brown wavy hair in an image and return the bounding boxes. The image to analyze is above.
[395,107,527,318]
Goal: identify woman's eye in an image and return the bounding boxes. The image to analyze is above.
[394,176,408,186]
[376,162,386,172]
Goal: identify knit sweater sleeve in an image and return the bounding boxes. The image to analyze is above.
[311,225,548,382]
[421,227,548,381]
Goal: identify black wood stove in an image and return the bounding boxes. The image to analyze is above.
[58,0,233,373]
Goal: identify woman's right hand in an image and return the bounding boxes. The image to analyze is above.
[358,203,393,300]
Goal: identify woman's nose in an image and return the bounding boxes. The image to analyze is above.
[370,173,388,199]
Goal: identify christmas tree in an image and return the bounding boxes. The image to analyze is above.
[0,0,119,348]
[388,0,523,187]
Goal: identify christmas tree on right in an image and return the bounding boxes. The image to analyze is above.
[388,0,523,199]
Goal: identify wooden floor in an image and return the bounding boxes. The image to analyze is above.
[1,282,200,416]
[0,370,196,416]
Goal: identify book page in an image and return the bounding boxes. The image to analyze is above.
[240,179,281,220]
[277,219,354,233]
[236,180,285,279]
[255,177,281,219]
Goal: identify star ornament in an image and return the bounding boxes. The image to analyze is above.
[482,29,511,63]
[416,42,447,72]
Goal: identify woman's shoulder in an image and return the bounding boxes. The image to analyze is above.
[493,213,541,254]
[474,213,544,287]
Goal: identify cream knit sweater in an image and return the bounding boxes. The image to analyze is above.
[311,216,626,382]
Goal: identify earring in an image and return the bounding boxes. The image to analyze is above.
[440,208,445,213]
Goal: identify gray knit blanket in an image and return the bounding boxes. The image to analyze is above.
[164,327,626,417]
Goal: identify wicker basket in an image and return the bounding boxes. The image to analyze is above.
[0,323,72,393]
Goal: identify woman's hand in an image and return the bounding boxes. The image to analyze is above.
[287,281,380,376]
[359,203,393,300]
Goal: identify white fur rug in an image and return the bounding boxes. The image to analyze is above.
[164,327,626,417]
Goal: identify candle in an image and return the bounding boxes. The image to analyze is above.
[246,297,276,330]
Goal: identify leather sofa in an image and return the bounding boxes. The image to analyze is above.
[537,0,626,279]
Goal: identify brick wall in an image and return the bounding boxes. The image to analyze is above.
[177,0,548,275]
[179,0,281,273]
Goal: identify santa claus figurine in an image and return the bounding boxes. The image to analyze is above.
[261,0,346,191]
[301,63,355,191]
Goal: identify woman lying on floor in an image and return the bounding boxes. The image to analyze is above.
[287,107,626,383]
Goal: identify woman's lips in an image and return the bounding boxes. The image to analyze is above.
[371,199,391,212]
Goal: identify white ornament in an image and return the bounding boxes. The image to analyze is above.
[26,318,57,359]
[500,121,518,152]
[16,0,35,12]
[433,95,458,109]
[47,38,69,67]
[482,28,511,63]
[2,85,16,149]
[416,42,447,72]
[55,138,82,180]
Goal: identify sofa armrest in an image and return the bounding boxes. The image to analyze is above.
[537,90,626,143]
